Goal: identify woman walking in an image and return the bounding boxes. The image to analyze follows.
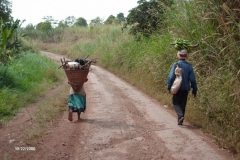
[68,85,86,121]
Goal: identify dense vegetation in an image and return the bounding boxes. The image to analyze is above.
[1,0,239,158]
[0,0,64,121]
[0,52,64,119]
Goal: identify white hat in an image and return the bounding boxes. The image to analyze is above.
[177,49,188,59]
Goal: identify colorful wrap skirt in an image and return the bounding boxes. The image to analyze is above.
[68,86,86,113]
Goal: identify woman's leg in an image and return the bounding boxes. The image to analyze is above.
[68,106,73,121]
[68,111,73,121]
[77,111,81,120]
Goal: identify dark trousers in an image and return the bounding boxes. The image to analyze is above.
[172,90,189,120]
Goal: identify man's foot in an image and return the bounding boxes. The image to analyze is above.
[178,117,184,125]
[68,111,73,121]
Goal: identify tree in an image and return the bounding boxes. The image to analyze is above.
[23,23,40,39]
[24,23,35,31]
[57,20,68,29]
[123,0,173,39]
[36,21,52,32]
[0,19,21,64]
[74,17,88,27]
[65,16,76,26]
[0,0,23,64]
[42,16,58,27]
[90,17,104,26]
[117,13,125,22]
[0,0,12,22]
[104,15,116,25]
[43,16,54,22]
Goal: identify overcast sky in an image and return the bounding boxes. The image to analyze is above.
[10,0,139,27]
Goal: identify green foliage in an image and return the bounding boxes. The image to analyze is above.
[0,66,15,87]
[104,13,125,25]
[90,17,104,26]
[117,13,125,22]
[35,21,54,41]
[104,15,116,25]
[36,21,52,32]
[0,0,12,22]
[0,52,64,120]
[74,17,88,27]
[57,20,68,29]
[0,18,22,64]
[64,16,76,26]
[23,23,42,40]
[123,0,173,39]
[24,23,35,31]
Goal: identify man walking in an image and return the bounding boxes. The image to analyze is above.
[167,49,198,125]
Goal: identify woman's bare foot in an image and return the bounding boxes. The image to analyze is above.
[68,111,73,121]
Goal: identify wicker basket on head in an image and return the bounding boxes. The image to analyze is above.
[64,69,89,92]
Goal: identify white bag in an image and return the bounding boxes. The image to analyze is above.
[170,63,182,95]
[66,62,79,69]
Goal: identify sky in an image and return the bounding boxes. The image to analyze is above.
[10,0,139,27]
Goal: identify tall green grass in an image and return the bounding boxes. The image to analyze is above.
[0,52,64,121]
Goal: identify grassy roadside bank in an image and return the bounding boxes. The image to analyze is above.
[0,52,65,123]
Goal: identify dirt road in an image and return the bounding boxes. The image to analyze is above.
[0,51,232,160]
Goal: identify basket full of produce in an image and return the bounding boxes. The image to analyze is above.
[59,56,97,92]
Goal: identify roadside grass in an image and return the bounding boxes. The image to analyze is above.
[0,52,64,123]
[24,84,69,145]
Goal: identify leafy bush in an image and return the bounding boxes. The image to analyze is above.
[0,0,12,22]
[0,19,22,64]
